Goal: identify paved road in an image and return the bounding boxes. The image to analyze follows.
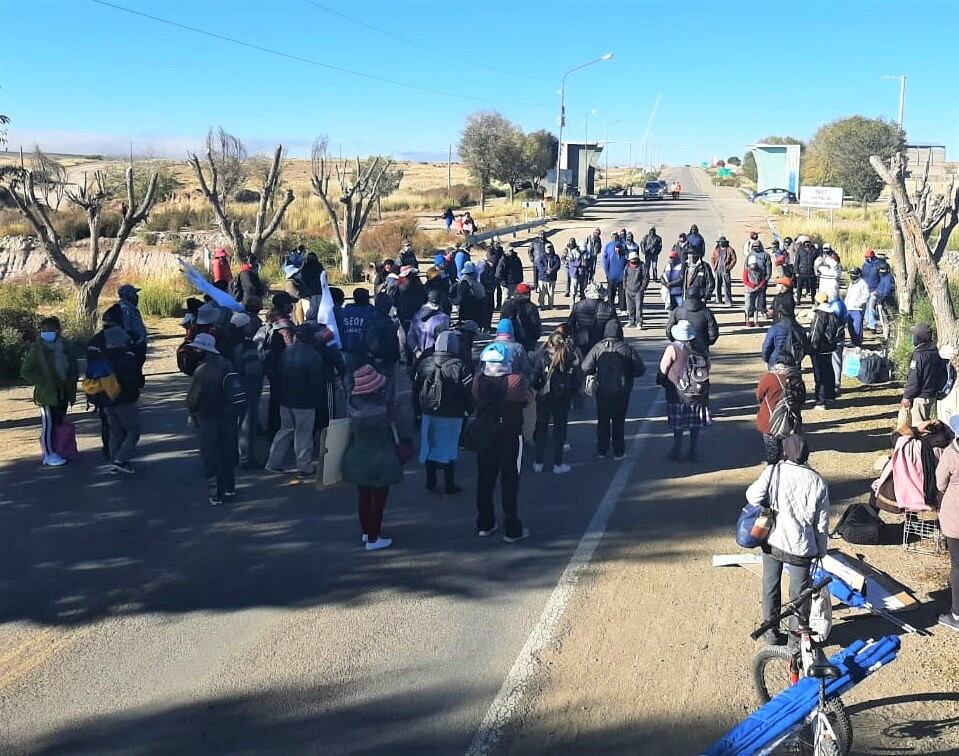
[0,167,753,754]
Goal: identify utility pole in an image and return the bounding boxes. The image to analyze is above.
[447,144,452,200]
[604,120,621,190]
[882,74,907,128]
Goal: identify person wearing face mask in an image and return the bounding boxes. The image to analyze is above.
[21,317,79,467]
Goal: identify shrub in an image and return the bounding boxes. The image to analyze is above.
[0,307,38,380]
[234,189,260,203]
[549,196,579,220]
[137,276,189,318]
[0,281,66,311]
[143,205,214,232]
[357,217,421,263]
[0,209,31,236]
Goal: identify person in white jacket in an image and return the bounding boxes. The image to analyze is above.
[843,267,870,347]
[746,434,830,646]
[815,249,843,300]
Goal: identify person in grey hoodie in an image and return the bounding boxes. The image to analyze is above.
[745,434,829,646]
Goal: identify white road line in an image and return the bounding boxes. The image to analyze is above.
[465,390,655,756]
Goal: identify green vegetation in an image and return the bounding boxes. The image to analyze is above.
[549,196,579,220]
[0,307,37,380]
[0,281,66,311]
[137,276,191,318]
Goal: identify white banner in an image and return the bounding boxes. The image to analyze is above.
[800,185,844,209]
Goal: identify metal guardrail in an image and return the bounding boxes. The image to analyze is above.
[466,216,556,245]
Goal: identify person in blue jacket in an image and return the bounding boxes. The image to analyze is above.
[762,313,811,369]
[340,287,377,371]
[861,249,882,331]
[454,245,471,279]
[603,234,627,310]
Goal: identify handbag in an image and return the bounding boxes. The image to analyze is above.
[391,423,416,467]
[736,465,780,548]
[52,419,79,461]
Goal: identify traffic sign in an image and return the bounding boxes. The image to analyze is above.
[800,186,843,209]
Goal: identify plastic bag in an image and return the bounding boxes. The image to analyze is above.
[809,583,833,642]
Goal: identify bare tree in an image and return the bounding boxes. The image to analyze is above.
[188,131,294,262]
[871,153,959,347]
[1,164,159,323]
[30,146,67,211]
[310,137,397,278]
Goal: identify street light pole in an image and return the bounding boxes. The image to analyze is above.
[553,53,613,201]
[605,119,621,190]
[883,74,907,128]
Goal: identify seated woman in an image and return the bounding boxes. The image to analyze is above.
[872,420,953,512]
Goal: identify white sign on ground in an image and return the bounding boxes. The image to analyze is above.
[800,185,844,209]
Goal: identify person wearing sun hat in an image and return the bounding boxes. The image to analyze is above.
[342,364,403,551]
[658,319,711,462]
[186,332,238,506]
[471,341,532,543]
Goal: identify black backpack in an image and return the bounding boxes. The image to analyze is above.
[937,360,957,400]
[677,352,710,405]
[595,351,628,396]
[222,371,247,416]
[833,502,883,545]
[233,338,264,380]
[419,363,444,414]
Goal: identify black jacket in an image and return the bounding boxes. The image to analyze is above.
[187,353,233,420]
[624,261,648,293]
[496,254,524,287]
[530,342,582,401]
[501,296,542,351]
[231,268,267,303]
[686,232,706,257]
[796,246,819,276]
[640,231,662,259]
[413,351,474,418]
[685,260,715,301]
[567,297,616,355]
[366,294,401,370]
[455,278,486,324]
[106,346,145,404]
[904,340,947,401]
[277,342,326,409]
[808,307,842,354]
[581,320,646,395]
[665,296,719,356]
[396,280,427,327]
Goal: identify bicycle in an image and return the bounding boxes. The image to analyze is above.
[750,577,852,755]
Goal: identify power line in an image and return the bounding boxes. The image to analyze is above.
[301,0,551,83]
[88,0,549,109]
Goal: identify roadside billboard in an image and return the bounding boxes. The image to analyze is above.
[800,186,843,209]
[750,144,801,194]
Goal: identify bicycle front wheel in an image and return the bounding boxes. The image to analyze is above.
[752,646,794,703]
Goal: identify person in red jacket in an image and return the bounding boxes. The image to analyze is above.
[211,248,233,290]
[742,259,768,328]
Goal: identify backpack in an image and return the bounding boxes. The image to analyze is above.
[764,374,799,440]
[83,352,121,408]
[176,339,205,376]
[833,502,883,545]
[779,325,805,365]
[595,350,628,396]
[419,363,445,414]
[677,351,710,405]
[937,360,957,400]
[222,371,247,416]
[233,338,264,379]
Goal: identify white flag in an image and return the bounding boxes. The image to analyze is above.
[179,261,244,312]
[316,270,341,348]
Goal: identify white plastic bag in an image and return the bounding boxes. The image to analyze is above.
[809,583,833,642]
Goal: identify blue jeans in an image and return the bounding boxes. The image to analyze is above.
[864,292,879,330]
[847,310,864,347]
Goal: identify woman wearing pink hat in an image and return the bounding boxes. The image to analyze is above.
[342,364,403,551]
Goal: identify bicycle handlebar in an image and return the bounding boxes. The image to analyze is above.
[750,576,832,640]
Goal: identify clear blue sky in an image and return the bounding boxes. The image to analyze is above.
[2,0,957,166]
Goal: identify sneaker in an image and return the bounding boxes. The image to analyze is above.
[939,613,959,632]
[365,537,393,552]
[553,463,572,474]
[503,528,530,544]
[814,404,826,411]
[110,461,135,475]
[209,494,224,506]
[362,533,368,543]
[563,442,572,452]
[533,462,544,473]
[477,526,499,537]
[42,453,67,467]
[613,453,626,461]
[760,629,787,646]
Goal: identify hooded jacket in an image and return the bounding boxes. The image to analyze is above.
[406,302,451,356]
[581,319,647,395]
[710,244,737,273]
[277,341,326,409]
[796,245,819,276]
[844,278,870,311]
[603,241,627,283]
[684,259,715,300]
[21,337,79,408]
[212,255,233,285]
[396,277,427,327]
[665,295,719,356]
[530,340,582,401]
[186,353,233,420]
[495,253,524,287]
[536,250,562,282]
[640,229,662,259]
[413,331,474,418]
[762,318,811,367]
[808,305,842,354]
[567,296,616,354]
[686,231,706,257]
[366,293,401,369]
[500,295,542,351]
[903,340,947,402]
[454,276,486,323]
[861,258,882,292]
[624,260,648,293]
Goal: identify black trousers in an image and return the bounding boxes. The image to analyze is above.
[609,280,625,310]
[812,352,836,405]
[796,275,818,303]
[596,392,628,457]
[476,433,523,538]
[197,415,237,497]
[534,394,570,465]
[948,536,959,615]
[625,289,645,325]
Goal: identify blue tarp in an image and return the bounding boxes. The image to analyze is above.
[703,635,900,756]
